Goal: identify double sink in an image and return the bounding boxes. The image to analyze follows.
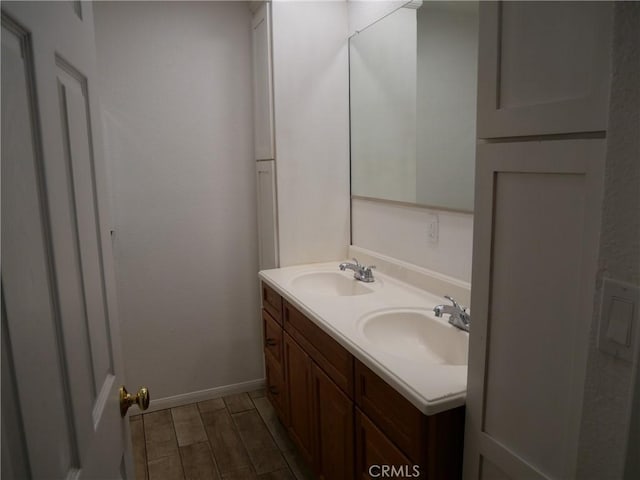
[259,262,469,414]
[292,271,467,366]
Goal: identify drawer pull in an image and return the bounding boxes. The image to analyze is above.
[265,338,277,347]
[268,385,279,395]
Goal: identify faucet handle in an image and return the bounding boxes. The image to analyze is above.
[359,264,376,282]
[444,295,466,312]
[443,295,458,307]
[352,258,376,271]
[361,265,376,279]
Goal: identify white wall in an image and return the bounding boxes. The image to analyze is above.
[94,1,263,402]
[352,198,473,282]
[272,1,350,266]
[577,3,640,478]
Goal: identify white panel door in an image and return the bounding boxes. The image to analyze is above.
[477,1,613,138]
[1,2,130,478]
[464,140,605,479]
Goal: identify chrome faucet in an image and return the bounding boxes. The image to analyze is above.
[339,258,376,283]
[434,295,471,332]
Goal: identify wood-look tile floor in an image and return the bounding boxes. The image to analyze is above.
[130,389,316,480]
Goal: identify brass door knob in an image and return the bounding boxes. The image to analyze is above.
[119,386,150,417]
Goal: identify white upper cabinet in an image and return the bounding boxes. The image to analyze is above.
[256,160,279,269]
[252,3,278,268]
[252,2,275,159]
[477,1,613,138]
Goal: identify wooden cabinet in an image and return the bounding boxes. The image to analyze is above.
[283,330,355,479]
[263,307,287,424]
[355,408,412,480]
[283,301,354,480]
[355,361,465,480]
[265,349,288,424]
[283,300,354,396]
[262,283,287,424]
[263,310,283,370]
[262,286,354,478]
[260,282,465,479]
[355,361,426,462]
[283,332,315,465]
[312,363,354,480]
[262,283,282,324]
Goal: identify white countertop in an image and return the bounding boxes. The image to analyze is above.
[259,261,468,415]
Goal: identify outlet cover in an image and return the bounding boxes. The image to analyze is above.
[427,213,439,244]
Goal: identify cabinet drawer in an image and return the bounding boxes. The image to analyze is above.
[283,300,354,397]
[355,361,426,463]
[263,310,283,370]
[265,351,288,425]
[262,282,283,324]
[355,408,414,480]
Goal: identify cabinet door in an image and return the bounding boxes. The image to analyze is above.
[284,300,354,396]
[355,409,415,480]
[252,2,275,159]
[263,310,283,371]
[284,332,314,465]
[477,1,612,138]
[312,364,354,480]
[256,161,279,269]
[355,360,425,463]
[265,349,288,425]
[464,140,605,479]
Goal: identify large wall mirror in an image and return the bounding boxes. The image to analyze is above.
[350,1,479,213]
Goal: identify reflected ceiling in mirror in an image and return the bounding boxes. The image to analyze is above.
[350,1,478,213]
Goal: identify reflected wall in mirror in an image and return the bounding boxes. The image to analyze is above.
[350,1,478,212]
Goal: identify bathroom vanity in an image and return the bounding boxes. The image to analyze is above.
[259,259,469,479]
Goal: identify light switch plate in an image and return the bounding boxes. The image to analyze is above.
[598,278,639,362]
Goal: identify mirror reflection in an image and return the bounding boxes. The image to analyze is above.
[350,1,479,212]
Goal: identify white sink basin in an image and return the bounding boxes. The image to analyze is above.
[359,309,468,365]
[290,272,374,297]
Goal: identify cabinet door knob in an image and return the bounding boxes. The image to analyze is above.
[268,385,279,395]
[266,338,277,347]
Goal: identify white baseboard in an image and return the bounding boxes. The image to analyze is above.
[130,378,266,416]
